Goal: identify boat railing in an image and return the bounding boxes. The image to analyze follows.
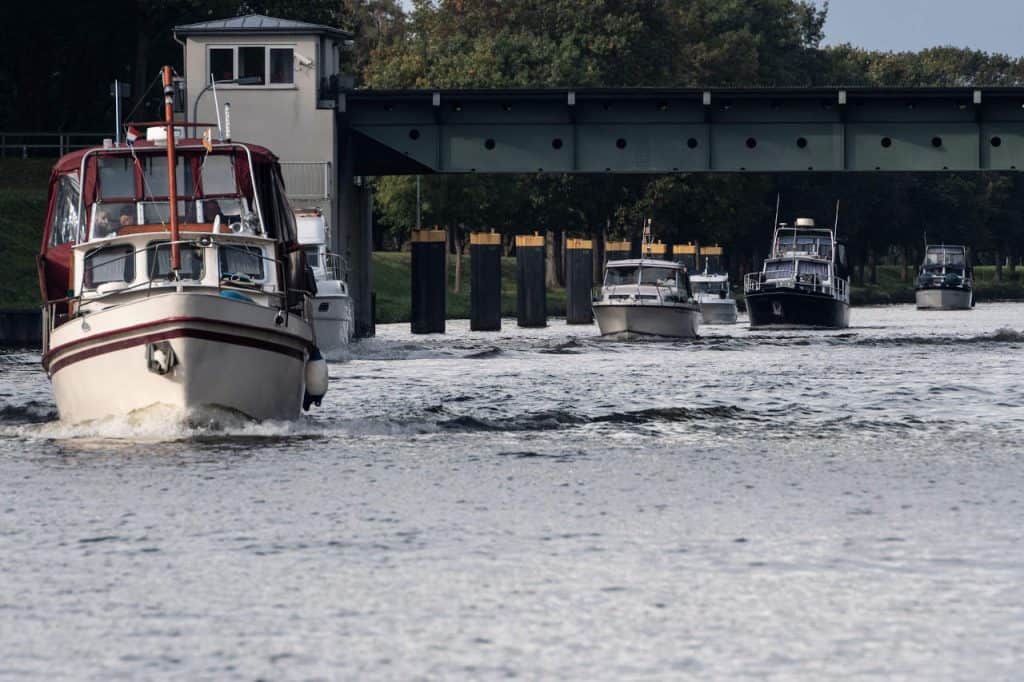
[322,252,348,282]
[745,271,849,302]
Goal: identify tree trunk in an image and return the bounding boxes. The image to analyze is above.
[869,249,878,285]
[995,249,1003,283]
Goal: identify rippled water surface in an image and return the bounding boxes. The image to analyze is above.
[2,304,1024,680]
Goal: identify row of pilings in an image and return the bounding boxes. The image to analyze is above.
[409,230,611,334]
[407,231,706,334]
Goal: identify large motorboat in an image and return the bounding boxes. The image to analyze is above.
[295,208,353,352]
[592,221,701,338]
[744,211,850,328]
[690,245,738,324]
[37,67,327,423]
[915,244,974,310]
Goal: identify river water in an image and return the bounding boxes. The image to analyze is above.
[1,304,1023,680]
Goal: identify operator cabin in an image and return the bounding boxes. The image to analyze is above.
[173,14,352,233]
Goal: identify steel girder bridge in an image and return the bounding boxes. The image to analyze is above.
[333,87,1024,335]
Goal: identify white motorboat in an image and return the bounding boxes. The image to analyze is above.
[690,245,738,324]
[593,221,701,338]
[295,209,353,352]
[915,244,974,310]
[37,67,327,423]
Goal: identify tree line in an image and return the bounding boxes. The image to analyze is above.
[2,1,1023,281]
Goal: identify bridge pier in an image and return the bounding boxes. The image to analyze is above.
[565,239,594,324]
[411,229,447,334]
[516,234,547,327]
[470,232,502,331]
[336,134,375,338]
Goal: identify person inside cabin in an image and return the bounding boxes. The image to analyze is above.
[119,205,136,228]
[203,199,223,224]
[94,209,117,238]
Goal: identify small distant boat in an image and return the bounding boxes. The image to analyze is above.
[37,66,327,423]
[915,244,974,310]
[745,201,850,329]
[592,220,701,338]
[690,245,738,324]
[295,208,353,352]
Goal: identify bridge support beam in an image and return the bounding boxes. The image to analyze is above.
[565,239,594,325]
[336,132,375,338]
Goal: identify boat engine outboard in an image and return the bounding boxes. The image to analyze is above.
[303,347,328,410]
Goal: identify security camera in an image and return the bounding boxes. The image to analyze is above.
[295,53,314,68]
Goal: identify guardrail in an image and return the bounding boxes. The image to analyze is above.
[0,132,108,158]
[745,272,849,302]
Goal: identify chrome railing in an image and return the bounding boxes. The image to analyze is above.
[745,272,849,302]
[322,252,348,282]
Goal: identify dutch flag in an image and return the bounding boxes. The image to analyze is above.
[126,126,141,146]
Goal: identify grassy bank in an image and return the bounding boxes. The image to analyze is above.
[0,159,52,308]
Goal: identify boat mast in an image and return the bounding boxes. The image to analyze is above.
[642,218,652,257]
[162,66,181,274]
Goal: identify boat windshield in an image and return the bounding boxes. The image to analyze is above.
[777,232,832,258]
[639,266,679,286]
[924,248,965,268]
[693,280,727,294]
[763,259,795,280]
[605,266,638,286]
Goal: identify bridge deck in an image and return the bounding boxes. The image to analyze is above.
[339,87,1024,175]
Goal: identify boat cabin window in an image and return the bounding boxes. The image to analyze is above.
[220,244,265,281]
[764,259,795,280]
[639,267,679,286]
[146,241,204,281]
[201,197,247,225]
[141,200,197,225]
[304,246,321,268]
[798,261,829,279]
[84,245,135,288]
[91,201,139,238]
[98,157,136,199]
[198,155,237,196]
[605,266,638,286]
[141,156,193,198]
[50,174,81,245]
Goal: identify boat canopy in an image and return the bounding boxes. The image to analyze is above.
[38,140,296,305]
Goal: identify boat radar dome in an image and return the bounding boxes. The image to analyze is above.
[795,218,816,227]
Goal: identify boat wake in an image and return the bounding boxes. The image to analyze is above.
[1,403,319,442]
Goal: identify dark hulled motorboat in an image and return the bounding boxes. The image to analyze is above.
[744,216,850,328]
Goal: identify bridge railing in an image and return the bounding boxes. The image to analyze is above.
[0,132,108,158]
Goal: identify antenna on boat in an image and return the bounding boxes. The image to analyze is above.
[833,200,841,233]
[642,218,652,257]
[773,193,781,229]
[210,74,223,138]
[162,66,181,276]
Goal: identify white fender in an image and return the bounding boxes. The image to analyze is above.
[305,348,328,399]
